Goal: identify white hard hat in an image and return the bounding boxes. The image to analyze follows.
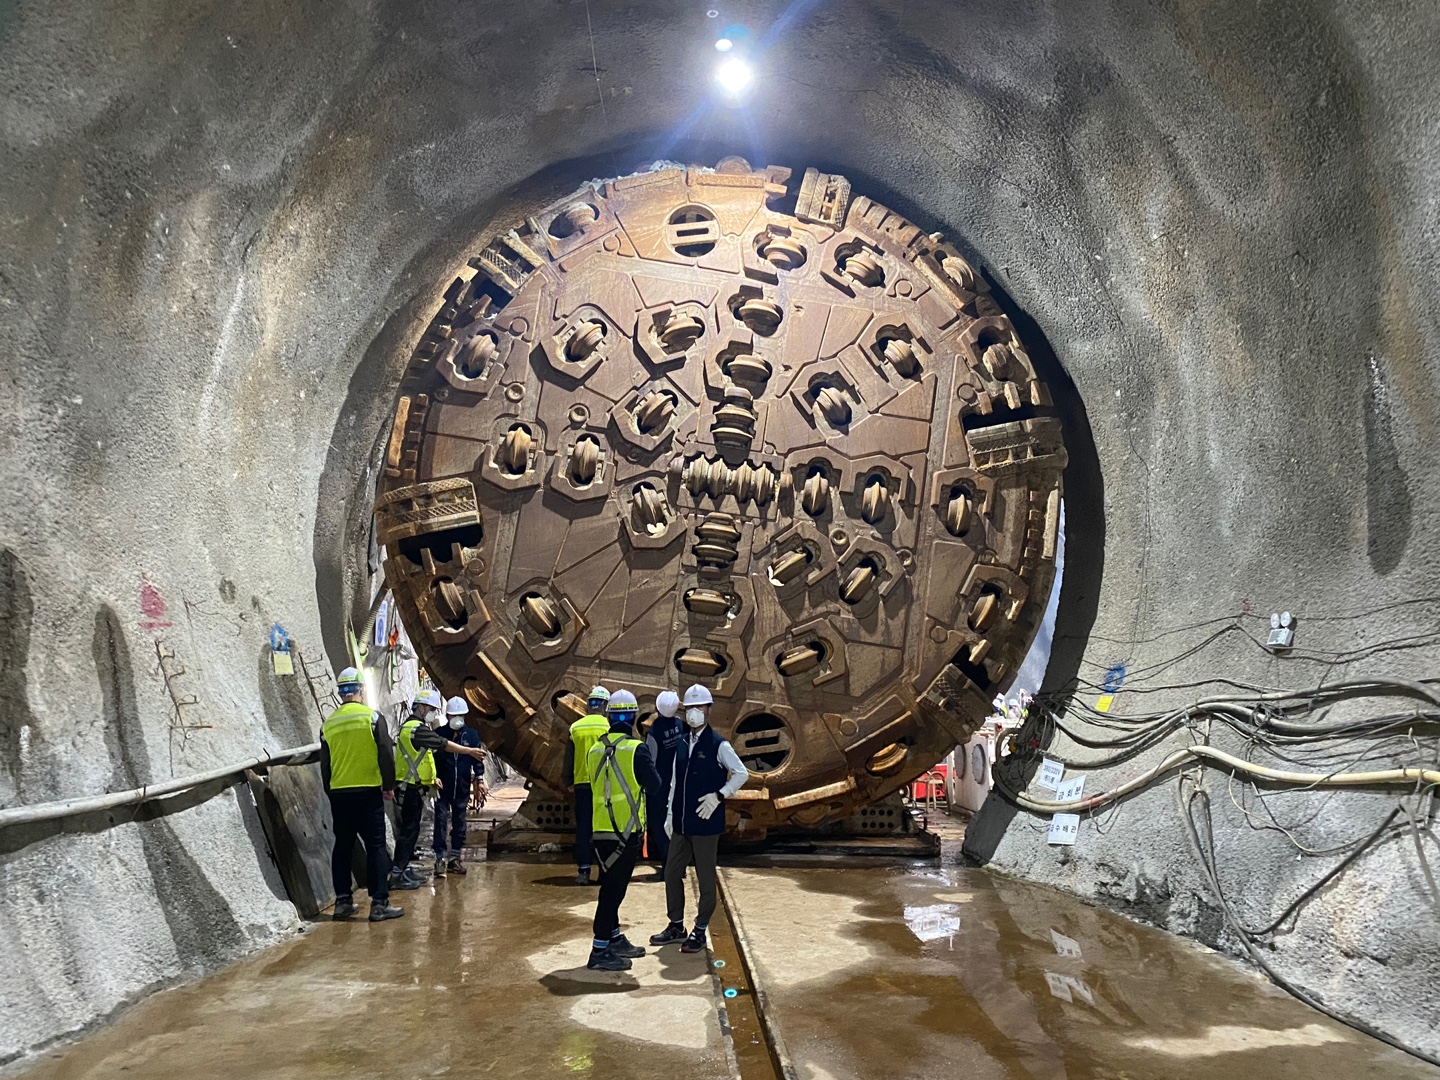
[416,688,444,710]
[337,666,363,689]
[656,690,681,717]
[682,684,714,707]
[445,695,469,716]
[588,685,611,703]
[607,689,638,712]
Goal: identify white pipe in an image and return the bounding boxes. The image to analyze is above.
[1007,744,1440,814]
[0,744,320,829]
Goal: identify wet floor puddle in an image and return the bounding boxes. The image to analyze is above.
[720,863,1438,1080]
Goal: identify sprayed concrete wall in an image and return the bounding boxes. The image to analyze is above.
[1,0,1437,1064]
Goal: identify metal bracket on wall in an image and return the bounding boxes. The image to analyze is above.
[155,639,210,775]
[297,648,340,725]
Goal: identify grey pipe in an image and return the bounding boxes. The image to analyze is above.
[0,743,320,829]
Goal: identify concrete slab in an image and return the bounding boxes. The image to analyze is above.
[6,860,732,1080]
[721,863,1440,1080]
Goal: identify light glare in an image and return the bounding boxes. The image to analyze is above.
[715,38,733,52]
[714,56,753,96]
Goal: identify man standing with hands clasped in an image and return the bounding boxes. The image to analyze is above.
[649,684,748,955]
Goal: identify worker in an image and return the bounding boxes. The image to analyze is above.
[649,684,748,954]
[320,667,404,922]
[563,686,611,886]
[432,696,485,879]
[390,688,485,892]
[586,689,663,971]
[644,690,683,872]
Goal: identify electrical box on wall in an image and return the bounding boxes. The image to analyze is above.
[1267,611,1295,650]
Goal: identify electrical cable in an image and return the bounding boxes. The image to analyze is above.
[1006,745,1440,814]
[1399,797,1440,917]
[1246,807,1401,934]
[1179,779,1440,1068]
[1003,661,1440,1059]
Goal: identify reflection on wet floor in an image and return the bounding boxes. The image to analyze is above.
[9,846,1438,1080]
[6,860,727,1080]
[721,861,1440,1080]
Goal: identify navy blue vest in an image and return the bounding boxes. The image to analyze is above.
[671,725,729,836]
[650,715,684,780]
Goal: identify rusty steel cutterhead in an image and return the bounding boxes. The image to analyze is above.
[374,160,1067,834]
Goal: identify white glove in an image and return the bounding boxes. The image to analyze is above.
[697,793,721,820]
[665,819,673,839]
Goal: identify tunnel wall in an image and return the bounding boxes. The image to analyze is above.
[1,0,1437,1062]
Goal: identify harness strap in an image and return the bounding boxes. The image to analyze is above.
[595,736,642,872]
[398,723,423,786]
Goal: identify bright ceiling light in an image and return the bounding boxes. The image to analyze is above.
[714,56,753,97]
[715,37,733,52]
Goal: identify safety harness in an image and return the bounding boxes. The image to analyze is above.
[397,720,432,790]
[595,732,643,871]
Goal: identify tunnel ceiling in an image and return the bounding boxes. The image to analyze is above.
[374,159,1067,829]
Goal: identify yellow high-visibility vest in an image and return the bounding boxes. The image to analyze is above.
[322,702,382,789]
[395,718,437,786]
[569,713,610,785]
[588,732,645,840]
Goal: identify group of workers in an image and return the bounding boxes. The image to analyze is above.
[564,683,749,972]
[319,667,749,971]
[319,667,486,922]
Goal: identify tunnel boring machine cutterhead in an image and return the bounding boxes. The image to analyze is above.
[372,159,1067,833]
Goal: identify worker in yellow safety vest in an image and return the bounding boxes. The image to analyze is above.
[563,686,612,886]
[389,688,485,891]
[320,667,403,922]
[584,689,663,971]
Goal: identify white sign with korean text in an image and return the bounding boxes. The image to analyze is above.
[1047,812,1080,845]
[1036,758,1064,791]
[1055,775,1086,803]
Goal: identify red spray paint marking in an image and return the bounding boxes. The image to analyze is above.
[139,578,172,631]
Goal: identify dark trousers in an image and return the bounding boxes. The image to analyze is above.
[392,784,424,872]
[433,782,468,858]
[329,787,391,903]
[665,832,720,928]
[592,835,642,942]
[573,783,594,871]
[646,789,670,865]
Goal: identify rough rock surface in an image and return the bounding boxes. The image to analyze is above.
[0,0,1436,1063]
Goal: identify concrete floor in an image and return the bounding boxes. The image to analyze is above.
[7,859,732,1080]
[723,861,1440,1080]
[10,814,1439,1080]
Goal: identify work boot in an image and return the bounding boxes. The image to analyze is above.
[649,922,688,946]
[447,857,468,876]
[575,869,592,886]
[433,858,447,879]
[680,926,708,954]
[389,870,421,892]
[369,901,405,922]
[609,934,646,959]
[586,946,632,972]
[332,898,358,920]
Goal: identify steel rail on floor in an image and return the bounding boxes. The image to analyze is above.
[716,867,800,1080]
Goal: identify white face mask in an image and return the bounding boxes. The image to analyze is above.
[448,716,464,730]
[428,709,446,728]
[685,707,707,728]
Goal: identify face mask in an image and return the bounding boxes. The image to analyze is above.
[448,716,464,730]
[685,707,706,728]
[428,710,446,728]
